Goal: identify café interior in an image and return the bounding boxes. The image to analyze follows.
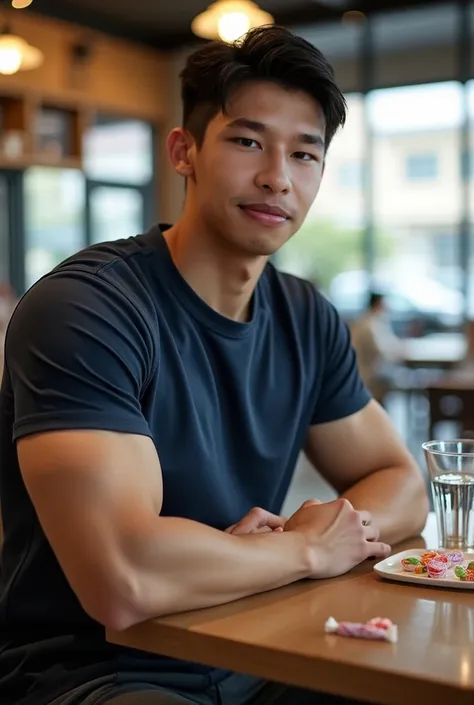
[1,0,474,702]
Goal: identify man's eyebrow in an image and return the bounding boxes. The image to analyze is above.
[225,117,267,133]
[225,117,325,149]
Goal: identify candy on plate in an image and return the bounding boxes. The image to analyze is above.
[426,559,448,579]
[454,566,474,582]
[401,557,426,574]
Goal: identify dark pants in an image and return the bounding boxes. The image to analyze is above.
[49,673,369,705]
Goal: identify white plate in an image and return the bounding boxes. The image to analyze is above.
[373,548,474,590]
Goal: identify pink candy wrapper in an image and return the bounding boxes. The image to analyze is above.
[325,616,398,644]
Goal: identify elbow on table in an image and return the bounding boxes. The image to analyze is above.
[76,570,172,632]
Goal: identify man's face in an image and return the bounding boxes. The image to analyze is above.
[184,81,326,257]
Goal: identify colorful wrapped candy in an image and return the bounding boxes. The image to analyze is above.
[325,616,398,643]
[441,550,464,567]
[426,559,448,579]
[401,557,426,574]
[454,566,474,582]
[467,561,474,571]
[420,551,440,566]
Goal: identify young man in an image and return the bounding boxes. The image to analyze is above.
[0,26,428,705]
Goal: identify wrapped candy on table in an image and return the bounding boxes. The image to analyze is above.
[467,561,474,571]
[324,617,398,644]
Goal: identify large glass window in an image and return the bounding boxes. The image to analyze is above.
[278,94,366,305]
[84,115,155,245]
[24,168,85,289]
[468,80,474,317]
[90,186,144,244]
[84,116,154,186]
[368,82,464,337]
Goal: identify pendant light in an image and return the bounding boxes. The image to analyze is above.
[192,0,274,44]
[0,28,43,74]
[12,0,34,8]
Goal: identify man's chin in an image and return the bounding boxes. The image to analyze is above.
[246,232,293,258]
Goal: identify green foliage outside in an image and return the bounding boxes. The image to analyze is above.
[278,218,394,292]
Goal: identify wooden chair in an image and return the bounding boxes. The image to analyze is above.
[427,380,474,439]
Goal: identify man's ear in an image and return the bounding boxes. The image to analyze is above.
[167,128,195,178]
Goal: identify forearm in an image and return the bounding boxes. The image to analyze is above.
[106,515,311,629]
[341,465,429,545]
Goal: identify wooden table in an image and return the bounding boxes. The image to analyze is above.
[107,515,474,705]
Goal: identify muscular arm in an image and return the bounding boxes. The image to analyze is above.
[305,401,429,545]
[19,429,311,631]
[7,273,312,631]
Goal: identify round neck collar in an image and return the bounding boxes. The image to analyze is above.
[150,224,263,339]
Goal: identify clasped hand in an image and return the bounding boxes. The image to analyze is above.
[226,499,390,579]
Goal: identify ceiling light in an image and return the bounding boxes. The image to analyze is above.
[12,0,34,8]
[192,0,274,44]
[0,34,43,75]
[342,10,366,24]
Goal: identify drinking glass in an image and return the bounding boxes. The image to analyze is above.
[422,440,474,549]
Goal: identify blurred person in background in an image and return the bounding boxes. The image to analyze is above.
[0,26,427,705]
[351,292,405,405]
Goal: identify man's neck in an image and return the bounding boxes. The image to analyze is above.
[163,212,267,322]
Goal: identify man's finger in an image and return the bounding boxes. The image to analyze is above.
[228,508,287,535]
[366,542,391,560]
[364,523,380,542]
[301,498,322,509]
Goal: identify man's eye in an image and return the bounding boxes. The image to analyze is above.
[234,138,259,148]
[294,152,317,162]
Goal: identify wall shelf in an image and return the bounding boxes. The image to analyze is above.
[0,94,85,170]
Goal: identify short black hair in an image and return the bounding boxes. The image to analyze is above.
[180,25,347,150]
[368,292,384,310]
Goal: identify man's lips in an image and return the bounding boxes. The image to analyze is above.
[238,203,291,227]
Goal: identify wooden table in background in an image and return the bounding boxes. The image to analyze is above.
[403,334,466,369]
[107,515,474,705]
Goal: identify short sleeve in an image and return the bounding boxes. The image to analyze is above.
[5,269,156,441]
[310,298,371,425]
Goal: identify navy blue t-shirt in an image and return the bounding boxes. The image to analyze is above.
[0,225,370,704]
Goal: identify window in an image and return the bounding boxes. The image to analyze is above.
[405,153,439,181]
[90,187,144,244]
[24,168,85,289]
[369,82,463,334]
[338,160,364,189]
[467,80,474,316]
[84,116,154,186]
[84,114,155,246]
